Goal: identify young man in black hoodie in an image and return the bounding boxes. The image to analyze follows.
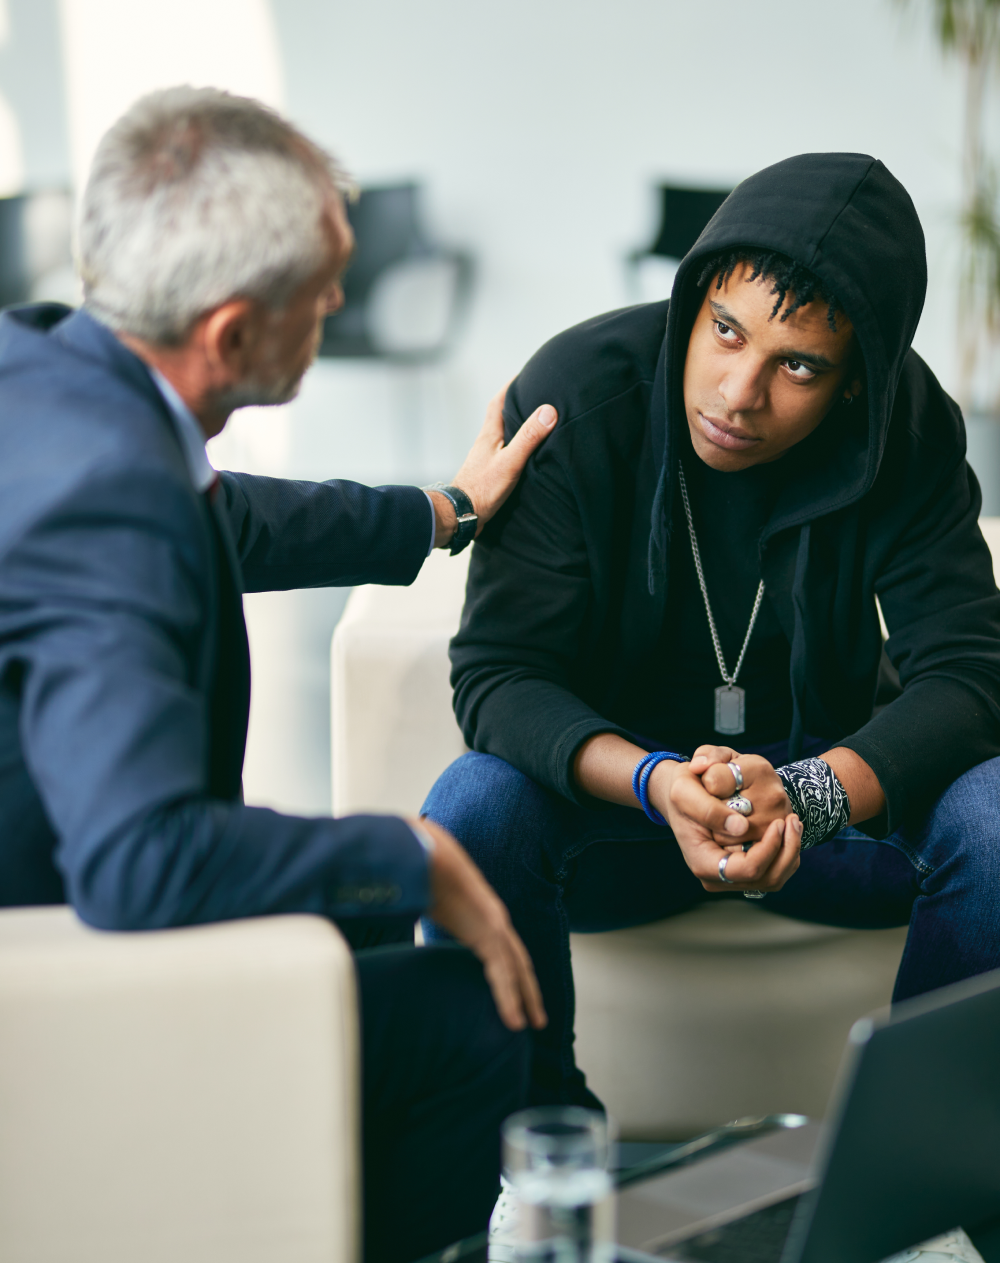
[421,152,1000,1108]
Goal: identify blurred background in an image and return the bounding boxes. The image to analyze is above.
[0,0,995,816]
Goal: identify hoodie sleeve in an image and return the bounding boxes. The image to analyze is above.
[837,455,1000,834]
[449,393,634,804]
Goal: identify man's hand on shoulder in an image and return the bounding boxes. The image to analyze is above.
[413,815,547,1033]
[428,383,557,549]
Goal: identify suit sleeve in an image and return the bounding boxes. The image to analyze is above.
[218,471,432,592]
[7,465,429,930]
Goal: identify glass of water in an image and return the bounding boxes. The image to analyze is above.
[502,1106,616,1263]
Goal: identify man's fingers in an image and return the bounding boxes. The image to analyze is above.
[704,815,801,892]
[703,762,742,798]
[481,952,526,1031]
[778,813,804,876]
[510,930,548,1029]
[716,818,785,883]
[690,745,739,773]
[671,773,749,837]
[477,380,514,446]
[480,929,547,1032]
[498,403,558,469]
[699,820,782,891]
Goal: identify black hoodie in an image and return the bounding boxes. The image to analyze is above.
[450,153,1000,833]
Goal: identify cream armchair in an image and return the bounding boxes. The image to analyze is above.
[332,523,1000,1139]
[0,907,359,1263]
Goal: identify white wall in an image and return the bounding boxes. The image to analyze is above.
[0,0,71,194]
[257,0,972,813]
[59,0,284,187]
[272,0,964,411]
[0,0,977,815]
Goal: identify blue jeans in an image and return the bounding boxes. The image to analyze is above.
[421,752,1000,1108]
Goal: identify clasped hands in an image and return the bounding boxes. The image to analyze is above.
[647,746,803,894]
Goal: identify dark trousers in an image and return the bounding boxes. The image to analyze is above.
[340,924,530,1262]
[421,751,1000,1111]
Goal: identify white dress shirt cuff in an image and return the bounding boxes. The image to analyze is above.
[423,489,437,556]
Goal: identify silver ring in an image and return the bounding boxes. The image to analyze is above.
[743,890,766,900]
[727,761,743,793]
[718,855,735,884]
[726,795,753,817]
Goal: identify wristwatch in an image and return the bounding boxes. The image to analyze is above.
[425,483,478,555]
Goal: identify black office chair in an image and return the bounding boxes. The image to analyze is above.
[319,182,473,362]
[626,184,731,300]
[0,190,74,309]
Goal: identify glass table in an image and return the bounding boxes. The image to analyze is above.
[421,1115,805,1263]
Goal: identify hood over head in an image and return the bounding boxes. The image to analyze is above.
[648,152,928,591]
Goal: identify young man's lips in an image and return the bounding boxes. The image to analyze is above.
[698,412,759,451]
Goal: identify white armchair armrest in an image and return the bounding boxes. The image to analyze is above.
[332,548,470,817]
[0,908,359,1263]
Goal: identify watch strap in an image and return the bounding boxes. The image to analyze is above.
[426,483,478,554]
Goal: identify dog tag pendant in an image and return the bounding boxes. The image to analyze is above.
[714,685,745,735]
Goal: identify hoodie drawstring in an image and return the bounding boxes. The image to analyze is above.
[647,462,669,595]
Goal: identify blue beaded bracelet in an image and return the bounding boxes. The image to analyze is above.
[632,750,687,825]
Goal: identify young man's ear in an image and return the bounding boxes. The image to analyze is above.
[843,336,865,403]
[846,379,863,402]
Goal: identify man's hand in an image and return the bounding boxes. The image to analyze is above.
[646,752,802,893]
[415,816,547,1032]
[428,383,557,548]
[691,746,795,846]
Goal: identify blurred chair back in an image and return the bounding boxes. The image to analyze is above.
[320,182,472,362]
[642,185,731,261]
[627,183,731,303]
[0,190,75,309]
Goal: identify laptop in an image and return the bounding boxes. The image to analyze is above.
[616,967,1000,1262]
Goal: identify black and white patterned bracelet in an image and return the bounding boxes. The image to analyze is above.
[775,758,851,851]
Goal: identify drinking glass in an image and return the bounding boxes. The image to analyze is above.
[502,1106,616,1263]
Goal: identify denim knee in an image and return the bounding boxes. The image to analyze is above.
[421,751,561,884]
[905,755,1000,888]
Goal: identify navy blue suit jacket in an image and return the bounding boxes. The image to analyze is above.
[0,304,432,928]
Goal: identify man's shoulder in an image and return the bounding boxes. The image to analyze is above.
[0,308,201,556]
[505,300,668,439]
[881,350,965,473]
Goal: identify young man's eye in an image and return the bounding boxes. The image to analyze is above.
[715,321,739,341]
[783,359,816,381]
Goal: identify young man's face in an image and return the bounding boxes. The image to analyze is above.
[682,263,861,471]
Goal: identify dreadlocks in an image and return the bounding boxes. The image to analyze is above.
[696,247,844,331]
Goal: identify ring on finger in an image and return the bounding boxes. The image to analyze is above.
[727,761,743,794]
[726,795,753,817]
[718,855,735,884]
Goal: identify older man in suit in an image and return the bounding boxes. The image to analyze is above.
[0,86,553,1261]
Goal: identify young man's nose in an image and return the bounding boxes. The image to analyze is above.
[718,359,766,414]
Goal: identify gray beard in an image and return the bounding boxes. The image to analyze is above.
[217,370,305,412]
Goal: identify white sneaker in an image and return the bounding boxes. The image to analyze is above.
[883,1226,984,1262]
[488,1175,520,1262]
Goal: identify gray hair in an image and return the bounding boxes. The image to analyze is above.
[78,86,351,345]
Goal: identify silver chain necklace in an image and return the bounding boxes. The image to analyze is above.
[676,462,765,736]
